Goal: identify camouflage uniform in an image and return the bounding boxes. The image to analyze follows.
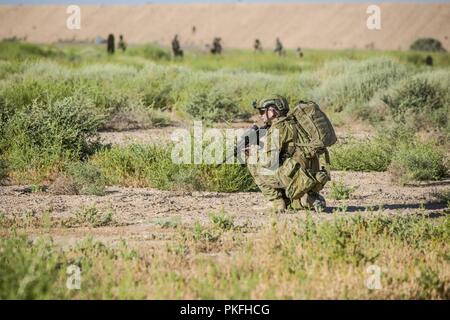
[107,34,115,54]
[248,96,328,211]
[172,35,183,57]
[118,35,127,52]
[274,38,284,56]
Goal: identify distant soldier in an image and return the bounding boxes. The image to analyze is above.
[296,47,303,58]
[274,37,285,56]
[211,37,222,55]
[118,34,127,52]
[107,34,115,54]
[254,39,262,52]
[171,34,184,58]
[425,55,433,66]
[192,25,197,35]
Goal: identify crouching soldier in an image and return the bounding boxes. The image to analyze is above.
[246,95,336,212]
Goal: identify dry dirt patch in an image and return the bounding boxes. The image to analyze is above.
[1,171,447,248]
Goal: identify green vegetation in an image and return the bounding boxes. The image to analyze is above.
[209,211,235,231]
[0,158,7,184]
[0,40,449,188]
[1,214,448,299]
[91,144,256,192]
[332,129,448,183]
[71,205,115,228]
[331,134,395,172]
[1,95,104,181]
[64,163,107,196]
[380,70,450,133]
[410,38,447,53]
[1,38,449,301]
[389,141,448,185]
[313,58,407,114]
[329,181,355,200]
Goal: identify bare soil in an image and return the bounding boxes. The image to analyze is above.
[1,126,448,249]
[1,171,448,249]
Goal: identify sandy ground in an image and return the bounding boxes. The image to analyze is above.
[98,122,374,146]
[1,126,448,249]
[0,4,449,51]
[1,171,448,249]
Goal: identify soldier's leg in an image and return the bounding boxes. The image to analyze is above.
[248,165,287,210]
[300,155,327,212]
[277,156,324,211]
[248,164,283,200]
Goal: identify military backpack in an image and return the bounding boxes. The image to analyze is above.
[288,100,337,169]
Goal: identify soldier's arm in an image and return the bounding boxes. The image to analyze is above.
[257,121,293,173]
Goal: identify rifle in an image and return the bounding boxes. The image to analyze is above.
[220,123,271,165]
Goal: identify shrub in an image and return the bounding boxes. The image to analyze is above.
[4,96,105,174]
[388,141,448,184]
[92,144,256,192]
[0,40,60,61]
[209,211,234,231]
[48,174,79,195]
[329,181,355,200]
[103,101,171,131]
[0,236,65,299]
[72,205,115,228]
[127,44,171,61]
[192,222,221,243]
[155,218,180,229]
[410,38,446,52]
[381,71,450,131]
[331,136,394,172]
[65,162,107,196]
[201,164,256,192]
[313,58,407,113]
[184,89,242,122]
[0,158,7,184]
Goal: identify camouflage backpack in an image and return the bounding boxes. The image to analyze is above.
[288,100,337,170]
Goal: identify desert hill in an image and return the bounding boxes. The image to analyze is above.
[0,3,449,50]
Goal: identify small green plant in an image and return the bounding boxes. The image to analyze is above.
[432,189,450,204]
[389,141,448,184]
[209,211,234,231]
[185,90,242,122]
[155,218,180,229]
[192,222,220,243]
[66,162,107,196]
[72,205,115,228]
[31,184,45,193]
[329,181,355,200]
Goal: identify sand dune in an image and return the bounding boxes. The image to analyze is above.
[0,3,449,50]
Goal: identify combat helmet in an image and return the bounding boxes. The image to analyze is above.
[253,95,289,115]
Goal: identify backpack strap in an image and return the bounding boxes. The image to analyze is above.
[323,148,332,179]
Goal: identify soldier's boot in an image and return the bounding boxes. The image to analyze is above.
[269,197,287,213]
[301,192,326,213]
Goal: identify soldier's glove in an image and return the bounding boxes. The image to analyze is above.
[315,170,330,186]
